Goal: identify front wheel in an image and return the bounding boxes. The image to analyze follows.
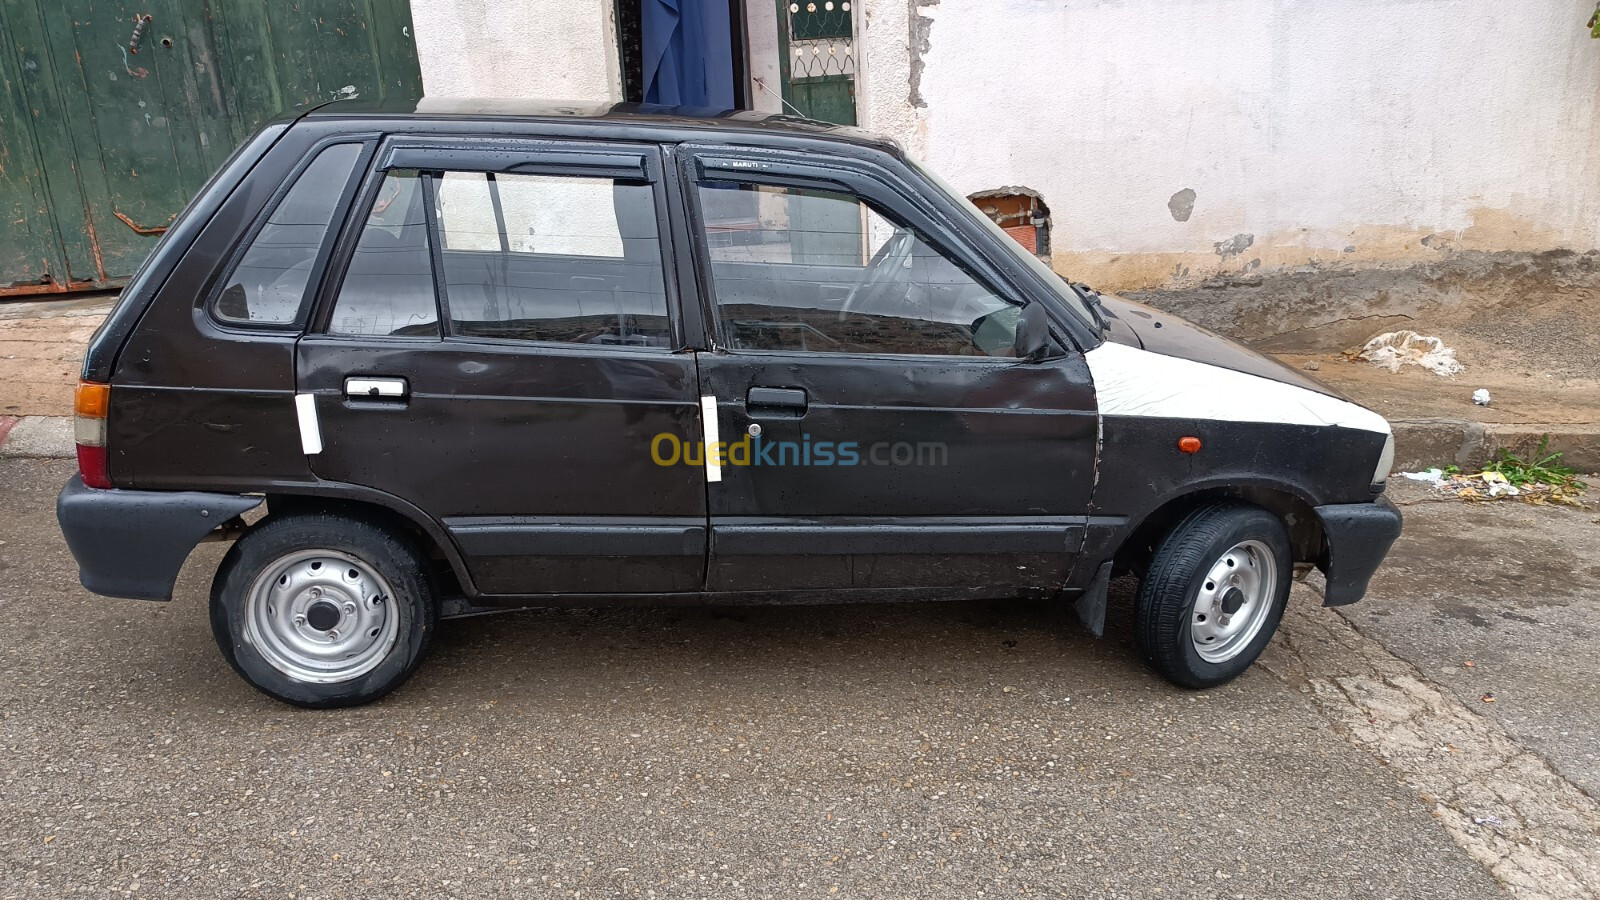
[1134,503,1292,688]
[210,512,438,708]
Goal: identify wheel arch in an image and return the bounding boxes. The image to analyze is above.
[1113,483,1325,578]
[258,490,476,597]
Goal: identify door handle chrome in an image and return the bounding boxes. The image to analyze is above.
[345,377,408,400]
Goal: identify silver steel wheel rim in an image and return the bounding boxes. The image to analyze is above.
[1190,539,1277,664]
[241,549,399,684]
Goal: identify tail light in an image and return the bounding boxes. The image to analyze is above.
[74,380,111,489]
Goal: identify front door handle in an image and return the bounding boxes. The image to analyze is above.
[345,376,408,400]
[746,386,807,417]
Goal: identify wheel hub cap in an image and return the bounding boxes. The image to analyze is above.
[1190,540,1278,664]
[241,549,399,684]
[306,601,341,632]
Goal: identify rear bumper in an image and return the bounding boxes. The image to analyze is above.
[1313,494,1403,607]
[56,476,262,600]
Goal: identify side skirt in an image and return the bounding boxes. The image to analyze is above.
[438,584,1081,619]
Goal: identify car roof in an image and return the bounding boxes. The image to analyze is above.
[302,97,904,156]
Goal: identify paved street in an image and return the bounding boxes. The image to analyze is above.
[2,458,1596,898]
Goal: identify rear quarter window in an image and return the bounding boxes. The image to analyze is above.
[212,142,363,327]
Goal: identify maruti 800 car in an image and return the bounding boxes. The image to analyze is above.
[57,100,1401,708]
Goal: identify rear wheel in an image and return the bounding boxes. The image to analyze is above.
[1134,503,1292,688]
[210,512,437,708]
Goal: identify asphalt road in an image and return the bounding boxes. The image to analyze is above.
[5,458,1592,898]
[1339,486,1600,799]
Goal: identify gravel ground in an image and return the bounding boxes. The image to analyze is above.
[0,459,1533,898]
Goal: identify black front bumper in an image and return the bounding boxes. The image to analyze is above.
[1314,494,1403,606]
[56,476,262,600]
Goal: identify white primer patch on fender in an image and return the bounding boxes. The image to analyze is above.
[294,393,324,455]
[1085,341,1390,434]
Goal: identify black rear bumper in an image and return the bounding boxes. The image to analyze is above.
[1314,494,1403,606]
[56,476,262,600]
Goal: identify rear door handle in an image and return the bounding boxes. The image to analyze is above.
[345,376,408,401]
[746,386,807,417]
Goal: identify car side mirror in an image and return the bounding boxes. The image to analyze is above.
[1012,302,1059,362]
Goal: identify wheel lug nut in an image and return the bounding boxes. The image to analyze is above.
[328,629,340,639]
[293,614,307,625]
[343,602,357,615]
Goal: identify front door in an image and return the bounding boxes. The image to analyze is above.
[681,148,1098,596]
[296,138,706,596]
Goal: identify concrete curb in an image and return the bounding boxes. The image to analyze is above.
[1391,418,1600,474]
[0,416,74,459]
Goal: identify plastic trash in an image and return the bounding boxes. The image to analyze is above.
[1473,389,1491,406]
[1357,331,1464,377]
[1481,470,1520,497]
[1401,465,1576,505]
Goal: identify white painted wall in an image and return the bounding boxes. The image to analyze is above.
[859,0,1600,290]
[407,0,1600,292]
[411,0,619,101]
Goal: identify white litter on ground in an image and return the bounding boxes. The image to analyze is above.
[1472,388,1492,406]
[1358,331,1464,377]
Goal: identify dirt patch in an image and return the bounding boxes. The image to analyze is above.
[1129,249,1600,356]
[0,307,107,417]
[1274,352,1600,428]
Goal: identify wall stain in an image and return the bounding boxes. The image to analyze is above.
[1167,188,1196,222]
[1214,233,1254,258]
[908,0,939,109]
[1052,208,1578,296]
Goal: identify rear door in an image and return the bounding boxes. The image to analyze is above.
[296,137,706,596]
[680,147,1100,596]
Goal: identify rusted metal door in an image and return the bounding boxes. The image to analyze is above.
[0,0,422,297]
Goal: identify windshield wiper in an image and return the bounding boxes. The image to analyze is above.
[1070,282,1109,333]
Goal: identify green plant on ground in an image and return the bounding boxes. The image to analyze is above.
[1480,436,1587,492]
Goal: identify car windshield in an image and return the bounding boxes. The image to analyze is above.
[910,159,1099,332]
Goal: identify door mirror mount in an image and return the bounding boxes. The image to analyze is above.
[1012,302,1062,363]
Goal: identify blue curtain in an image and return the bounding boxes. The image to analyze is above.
[641,0,735,108]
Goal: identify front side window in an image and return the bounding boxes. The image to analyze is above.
[433,171,672,347]
[696,182,1020,357]
[214,142,361,326]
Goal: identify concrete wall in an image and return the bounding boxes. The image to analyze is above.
[411,0,620,101]
[406,0,1600,297]
[858,0,1600,293]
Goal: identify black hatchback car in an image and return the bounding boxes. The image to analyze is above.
[58,99,1401,707]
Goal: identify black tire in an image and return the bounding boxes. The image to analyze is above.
[1134,502,1292,688]
[209,512,438,708]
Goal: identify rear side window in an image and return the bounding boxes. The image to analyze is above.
[214,143,362,326]
[433,171,671,347]
[328,170,440,337]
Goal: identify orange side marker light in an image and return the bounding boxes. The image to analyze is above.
[1177,436,1203,454]
[75,380,110,419]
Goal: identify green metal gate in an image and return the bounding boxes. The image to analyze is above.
[0,0,421,297]
[777,0,855,126]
